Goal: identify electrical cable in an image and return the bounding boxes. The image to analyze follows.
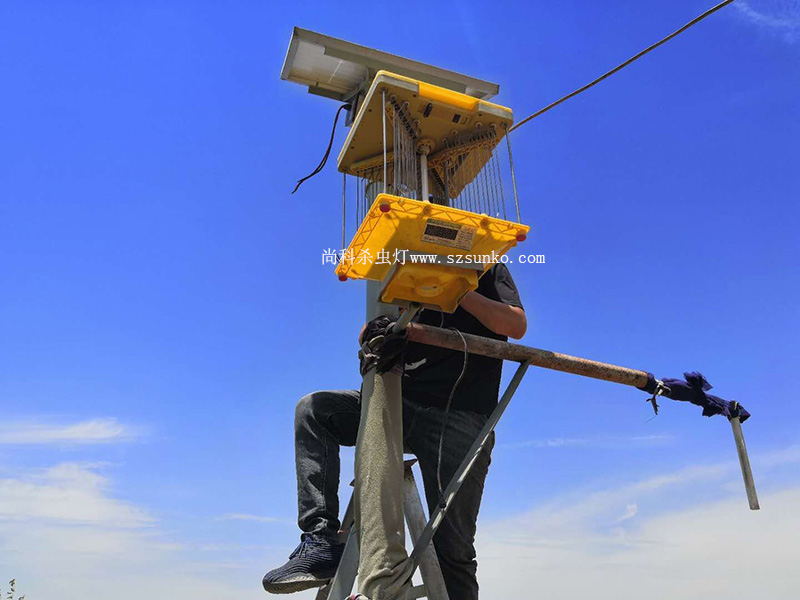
[291,103,350,194]
[436,327,469,500]
[510,0,736,133]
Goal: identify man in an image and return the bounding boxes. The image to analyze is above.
[263,263,526,599]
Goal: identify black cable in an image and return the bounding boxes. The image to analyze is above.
[291,103,350,194]
[510,0,736,132]
[436,327,469,501]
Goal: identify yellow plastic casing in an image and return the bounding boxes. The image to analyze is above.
[379,262,480,313]
[335,194,529,312]
[338,71,513,178]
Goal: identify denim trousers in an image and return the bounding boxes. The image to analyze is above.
[295,388,494,600]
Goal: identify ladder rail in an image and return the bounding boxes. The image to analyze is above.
[408,361,531,570]
[403,462,449,600]
[323,495,359,600]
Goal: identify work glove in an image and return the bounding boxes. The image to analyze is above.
[358,315,409,376]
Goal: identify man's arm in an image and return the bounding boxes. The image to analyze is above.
[460,291,527,339]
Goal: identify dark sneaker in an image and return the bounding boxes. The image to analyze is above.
[262,533,345,594]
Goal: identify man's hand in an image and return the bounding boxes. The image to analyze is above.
[357,315,408,375]
[459,291,527,339]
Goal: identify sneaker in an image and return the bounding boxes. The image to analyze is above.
[262,533,345,594]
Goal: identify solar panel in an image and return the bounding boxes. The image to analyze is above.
[280,28,500,104]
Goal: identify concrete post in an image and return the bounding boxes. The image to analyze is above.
[354,100,412,599]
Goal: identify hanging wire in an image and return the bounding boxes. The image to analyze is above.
[505,125,521,222]
[385,95,420,199]
[341,171,347,251]
[291,103,350,194]
[429,129,508,217]
[490,128,507,220]
[510,0,736,132]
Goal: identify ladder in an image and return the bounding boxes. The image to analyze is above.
[316,459,450,600]
[317,360,531,600]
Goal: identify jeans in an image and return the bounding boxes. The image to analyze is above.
[295,389,494,600]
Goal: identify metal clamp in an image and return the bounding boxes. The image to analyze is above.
[647,379,671,415]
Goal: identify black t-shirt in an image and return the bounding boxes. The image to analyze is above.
[402,264,524,416]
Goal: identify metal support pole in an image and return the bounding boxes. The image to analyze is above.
[382,88,388,194]
[393,303,420,333]
[419,150,429,202]
[729,402,760,510]
[443,159,450,207]
[364,178,399,322]
[355,109,413,596]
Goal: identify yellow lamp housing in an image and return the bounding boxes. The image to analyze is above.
[328,68,528,313]
[380,262,480,314]
[338,71,514,189]
[336,194,529,312]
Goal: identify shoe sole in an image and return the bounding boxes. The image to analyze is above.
[263,573,332,594]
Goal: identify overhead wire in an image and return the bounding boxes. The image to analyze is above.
[510,0,736,133]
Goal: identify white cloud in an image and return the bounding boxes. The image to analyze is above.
[0,418,139,445]
[1,446,799,600]
[0,462,265,600]
[476,445,800,599]
[615,503,638,523]
[478,488,800,599]
[0,462,150,526]
[736,0,800,42]
[216,513,292,524]
[498,433,673,450]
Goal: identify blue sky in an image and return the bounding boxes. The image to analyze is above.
[1,1,799,598]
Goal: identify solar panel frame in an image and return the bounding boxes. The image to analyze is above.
[280,27,500,103]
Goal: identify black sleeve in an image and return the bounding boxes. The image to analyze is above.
[481,264,524,310]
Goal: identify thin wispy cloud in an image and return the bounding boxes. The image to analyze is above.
[736,0,800,42]
[0,417,140,445]
[498,433,673,451]
[1,446,798,600]
[485,443,800,548]
[0,463,264,600]
[215,513,292,524]
[477,444,800,599]
[479,488,800,599]
[616,503,638,523]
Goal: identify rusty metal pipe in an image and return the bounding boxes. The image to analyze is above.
[405,323,762,513]
[406,323,649,388]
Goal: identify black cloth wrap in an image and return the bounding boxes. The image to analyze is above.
[359,316,409,375]
[637,371,750,422]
